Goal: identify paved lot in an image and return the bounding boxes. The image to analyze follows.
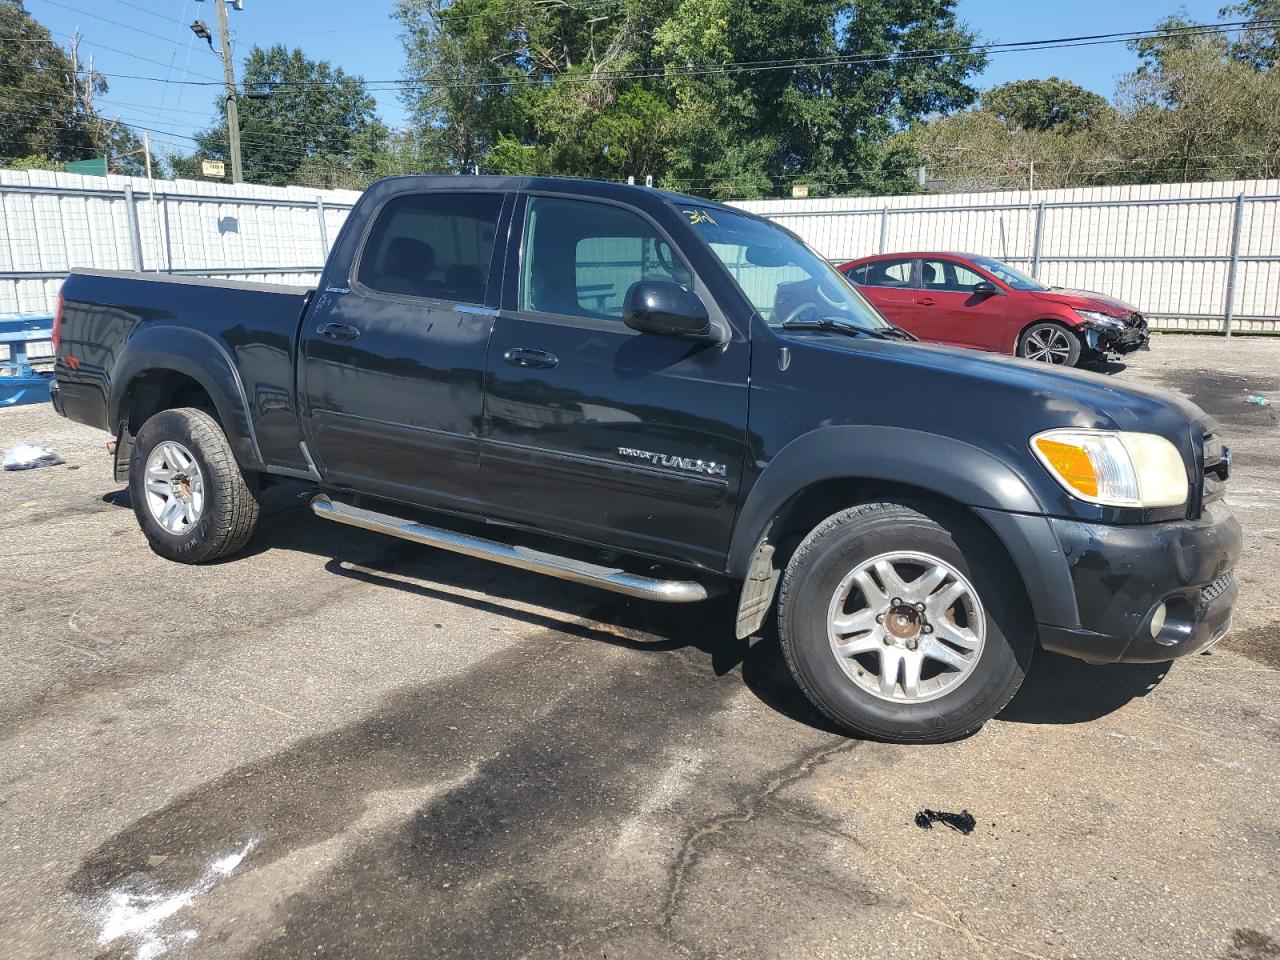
[1,334,1278,960]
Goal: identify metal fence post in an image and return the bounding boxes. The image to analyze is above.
[316,197,330,256]
[878,208,890,253]
[1222,194,1246,337]
[1031,201,1046,277]
[123,184,145,271]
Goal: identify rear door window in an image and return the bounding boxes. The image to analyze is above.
[358,193,504,304]
[859,258,915,288]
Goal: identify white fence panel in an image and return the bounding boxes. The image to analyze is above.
[734,179,1280,333]
[2,170,1278,333]
[0,169,360,315]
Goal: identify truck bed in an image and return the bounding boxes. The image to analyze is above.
[55,270,314,473]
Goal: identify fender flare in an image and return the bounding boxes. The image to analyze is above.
[109,324,264,471]
[727,425,1079,631]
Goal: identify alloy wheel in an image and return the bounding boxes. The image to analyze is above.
[1023,326,1074,364]
[826,551,986,703]
[143,440,206,535]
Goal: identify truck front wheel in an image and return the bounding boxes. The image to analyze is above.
[128,407,261,564]
[777,501,1033,742]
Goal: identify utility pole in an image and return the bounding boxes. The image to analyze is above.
[214,0,243,183]
[84,54,95,114]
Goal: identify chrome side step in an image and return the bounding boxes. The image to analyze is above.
[311,495,708,603]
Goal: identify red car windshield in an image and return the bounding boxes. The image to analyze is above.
[969,256,1047,292]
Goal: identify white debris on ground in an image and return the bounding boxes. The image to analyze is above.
[92,839,258,960]
[1,443,64,470]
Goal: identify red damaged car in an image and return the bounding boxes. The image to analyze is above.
[838,252,1150,367]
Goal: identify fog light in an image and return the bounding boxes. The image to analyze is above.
[1149,601,1168,638]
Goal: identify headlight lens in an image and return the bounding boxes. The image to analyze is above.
[1074,309,1126,331]
[1031,429,1188,507]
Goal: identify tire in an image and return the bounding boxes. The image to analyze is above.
[777,501,1033,743]
[129,407,261,564]
[1019,321,1082,366]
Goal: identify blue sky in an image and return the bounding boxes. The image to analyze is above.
[24,0,1230,159]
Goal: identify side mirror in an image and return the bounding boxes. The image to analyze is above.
[973,280,1000,296]
[623,280,714,340]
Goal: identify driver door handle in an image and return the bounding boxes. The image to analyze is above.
[318,322,361,341]
[503,347,559,369]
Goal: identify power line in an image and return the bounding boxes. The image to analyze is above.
[7,12,1278,185]
[101,0,188,27]
[272,0,629,36]
[30,0,214,50]
[282,19,1280,91]
[15,18,1278,92]
[0,30,220,79]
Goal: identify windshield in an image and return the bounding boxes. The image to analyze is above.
[680,206,887,330]
[969,256,1047,292]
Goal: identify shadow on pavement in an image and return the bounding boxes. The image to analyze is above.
[999,650,1170,725]
[101,481,1168,733]
[1079,358,1128,376]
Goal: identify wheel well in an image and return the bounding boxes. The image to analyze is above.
[119,370,219,436]
[757,478,1034,617]
[1018,317,1079,344]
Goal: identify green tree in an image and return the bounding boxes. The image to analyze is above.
[898,107,1122,191]
[0,1,99,163]
[175,44,387,186]
[901,9,1280,192]
[1220,0,1279,69]
[1119,14,1280,181]
[981,78,1112,134]
[395,0,987,197]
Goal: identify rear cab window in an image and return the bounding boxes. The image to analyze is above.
[357,192,504,304]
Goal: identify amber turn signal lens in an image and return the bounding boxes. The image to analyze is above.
[1033,437,1098,498]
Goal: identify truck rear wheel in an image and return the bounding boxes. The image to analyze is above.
[777,501,1032,742]
[129,407,260,564]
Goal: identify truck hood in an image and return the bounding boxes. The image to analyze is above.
[1030,287,1140,316]
[791,331,1218,442]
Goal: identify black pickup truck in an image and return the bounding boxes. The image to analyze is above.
[51,175,1241,742]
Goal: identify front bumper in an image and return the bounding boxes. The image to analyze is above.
[1083,323,1149,357]
[1036,501,1241,664]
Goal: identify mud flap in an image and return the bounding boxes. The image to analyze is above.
[113,419,135,483]
[735,534,779,639]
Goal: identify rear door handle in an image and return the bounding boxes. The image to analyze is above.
[919,297,937,307]
[503,347,559,369]
[318,322,360,341]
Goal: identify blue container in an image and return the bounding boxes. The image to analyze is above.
[0,313,55,407]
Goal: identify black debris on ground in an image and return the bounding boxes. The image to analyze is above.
[914,809,977,834]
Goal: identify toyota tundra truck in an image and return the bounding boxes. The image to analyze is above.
[49,175,1241,742]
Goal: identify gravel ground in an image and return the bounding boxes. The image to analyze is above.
[0,333,1277,960]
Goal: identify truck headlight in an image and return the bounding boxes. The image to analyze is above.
[1074,309,1126,331]
[1031,429,1188,507]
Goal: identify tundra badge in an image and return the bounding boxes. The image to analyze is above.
[617,447,727,477]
